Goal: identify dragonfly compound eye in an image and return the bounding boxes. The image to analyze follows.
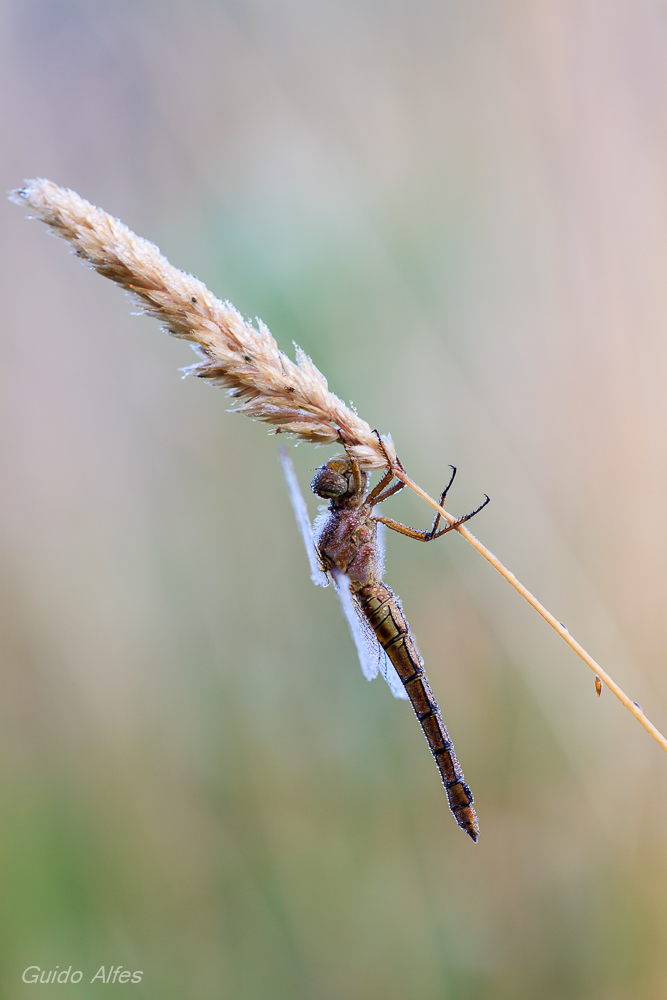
[310,468,348,498]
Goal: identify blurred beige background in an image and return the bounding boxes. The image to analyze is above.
[2,1,667,997]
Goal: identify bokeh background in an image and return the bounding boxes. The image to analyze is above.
[2,1,667,997]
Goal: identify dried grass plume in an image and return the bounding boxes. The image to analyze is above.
[10,178,394,469]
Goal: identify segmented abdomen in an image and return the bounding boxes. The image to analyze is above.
[358,582,479,842]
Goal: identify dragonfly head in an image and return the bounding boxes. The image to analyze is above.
[310,457,367,502]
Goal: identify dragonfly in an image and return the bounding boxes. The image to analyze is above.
[279,443,489,842]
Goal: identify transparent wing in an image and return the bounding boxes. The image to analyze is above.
[376,519,387,580]
[278,448,407,700]
[378,646,411,701]
[278,447,329,588]
[331,569,378,681]
[332,569,409,700]
[369,522,407,698]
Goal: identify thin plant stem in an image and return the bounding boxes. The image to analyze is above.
[393,467,667,755]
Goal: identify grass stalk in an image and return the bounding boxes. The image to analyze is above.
[393,467,667,754]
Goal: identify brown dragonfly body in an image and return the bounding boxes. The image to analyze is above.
[358,585,477,839]
[279,447,488,842]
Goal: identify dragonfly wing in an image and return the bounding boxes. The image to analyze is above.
[332,570,379,681]
[332,569,408,700]
[278,447,329,588]
[378,651,410,701]
[376,519,387,580]
[369,522,408,700]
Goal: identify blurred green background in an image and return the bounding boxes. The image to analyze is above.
[2,1,667,997]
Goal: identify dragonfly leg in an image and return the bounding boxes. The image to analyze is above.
[364,429,409,505]
[373,428,406,468]
[370,479,406,506]
[425,466,457,535]
[366,467,395,503]
[374,490,490,541]
[341,442,364,495]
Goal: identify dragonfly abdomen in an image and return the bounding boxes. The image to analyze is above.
[358,583,479,842]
